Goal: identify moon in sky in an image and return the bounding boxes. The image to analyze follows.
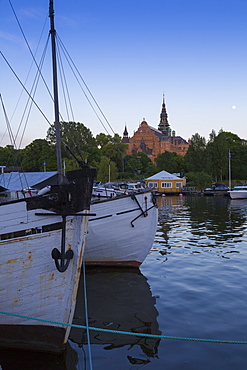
[232,105,237,109]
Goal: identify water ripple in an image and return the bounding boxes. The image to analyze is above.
[153,196,247,259]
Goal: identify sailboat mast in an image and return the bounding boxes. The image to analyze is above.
[49,0,63,184]
[229,149,231,190]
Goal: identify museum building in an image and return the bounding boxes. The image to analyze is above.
[122,98,189,163]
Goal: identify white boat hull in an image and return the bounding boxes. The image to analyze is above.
[0,200,88,353]
[228,191,247,199]
[85,191,158,266]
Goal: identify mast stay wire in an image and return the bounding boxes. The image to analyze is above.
[1,2,84,189]
[0,94,30,192]
[6,0,68,148]
[57,35,114,138]
[1,2,91,185]
[0,53,51,134]
[5,0,141,178]
[17,39,50,149]
[56,43,75,123]
[2,0,52,150]
[0,94,15,147]
[56,41,86,164]
[0,29,52,190]
[56,36,141,179]
[8,0,54,111]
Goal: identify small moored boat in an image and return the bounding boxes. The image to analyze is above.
[228,186,247,199]
[87,190,158,267]
[203,183,229,196]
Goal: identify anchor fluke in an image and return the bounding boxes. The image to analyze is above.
[51,247,74,272]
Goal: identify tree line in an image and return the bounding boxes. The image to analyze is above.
[1,122,247,189]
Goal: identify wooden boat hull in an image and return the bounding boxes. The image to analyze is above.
[0,200,89,353]
[85,191,158,267]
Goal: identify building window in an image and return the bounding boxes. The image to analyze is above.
[176,182,182,188]
[161,182,172,188]
[148,182,158,188]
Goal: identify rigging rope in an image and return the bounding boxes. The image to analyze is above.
[0,310,247,345]
[56,35,142,178]
[82,259,93,370]
[3,0,144,179]
[0,52,51,128]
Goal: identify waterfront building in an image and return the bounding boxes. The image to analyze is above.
[145,170,186,193]
[123,97,189,162]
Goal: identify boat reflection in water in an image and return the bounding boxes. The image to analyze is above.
[69,267,161,366]
[0,268,160,369]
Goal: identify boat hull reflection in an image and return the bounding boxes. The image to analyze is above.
[70,267,161,359]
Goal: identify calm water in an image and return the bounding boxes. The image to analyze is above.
[1,195,247,369]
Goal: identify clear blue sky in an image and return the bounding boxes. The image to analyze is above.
[0,0,246,148]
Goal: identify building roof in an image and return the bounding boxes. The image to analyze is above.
[149,125,163,139]
[0,171,58,191]
[172,136,189,144]
[149,125,162,134]
[145,170,182,181]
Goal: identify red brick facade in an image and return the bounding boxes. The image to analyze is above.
[123,100,189,163]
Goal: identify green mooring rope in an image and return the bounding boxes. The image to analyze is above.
[1,310,247,345]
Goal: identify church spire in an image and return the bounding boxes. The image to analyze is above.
[123,124,128,136]
[122,124,129,143]
[158,94,170,137]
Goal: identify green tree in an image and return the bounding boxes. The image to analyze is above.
[97,156,118,183]
[46,121,97,167]
[205,130,247,181]
[206,130,228,182]
[123,152,156,179]
[22,139,56,171]
[101,134,128,173]
[0,145,23,169]
[184,133,206,173]
[186,171,212,190]
[145,161,157,177]
[224,132,247,180]
[155,151,184,174]
[95,133,112,148]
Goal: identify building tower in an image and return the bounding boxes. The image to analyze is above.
[122,125,129,143]
[158,95,170,137]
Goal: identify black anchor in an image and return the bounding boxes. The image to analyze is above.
[51,215,74,272]
[36,210,96,273]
